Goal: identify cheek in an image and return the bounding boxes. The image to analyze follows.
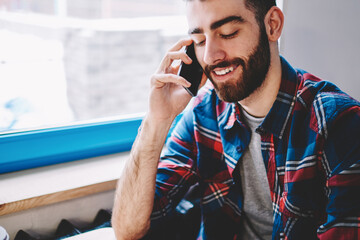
[195,48,206,68]
[225,28,261,59]
[226,38,255,59]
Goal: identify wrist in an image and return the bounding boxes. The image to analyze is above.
[143,113,176,131]
[138,114,174,146]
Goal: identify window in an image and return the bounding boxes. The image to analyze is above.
[0,0,187,132]
[0,0,285,173]
[0,0,187,173]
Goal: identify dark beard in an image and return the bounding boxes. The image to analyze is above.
[204,24,271,102]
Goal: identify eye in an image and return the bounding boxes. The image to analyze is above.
[194,40,205,47]
[220,30,239,39]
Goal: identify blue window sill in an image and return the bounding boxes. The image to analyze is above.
[0,115,143,174]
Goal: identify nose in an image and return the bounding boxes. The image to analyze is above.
[203,37,226,66]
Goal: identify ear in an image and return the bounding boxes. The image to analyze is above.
[264,6,284,42]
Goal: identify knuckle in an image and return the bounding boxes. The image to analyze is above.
[165,52,172,59]
[150,74,159,84]
[162,52,174,64]
[165,51,171,58]
[150,75,156,84]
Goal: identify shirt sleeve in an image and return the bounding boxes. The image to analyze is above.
[150,106,199,225]
[317,105,360,239]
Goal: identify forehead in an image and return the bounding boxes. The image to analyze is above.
[186,0,256,30]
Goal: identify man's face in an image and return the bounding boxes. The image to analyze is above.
[186,0,271,102]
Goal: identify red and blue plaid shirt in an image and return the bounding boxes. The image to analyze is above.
[150,57,360,239]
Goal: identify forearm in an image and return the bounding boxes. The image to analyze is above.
[112,115,174,240]
[112,38,195,240]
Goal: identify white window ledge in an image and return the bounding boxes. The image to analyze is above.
[0,152,128,216]
[63,227,115,240]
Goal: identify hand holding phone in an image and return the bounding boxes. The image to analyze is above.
[178,43,203,96]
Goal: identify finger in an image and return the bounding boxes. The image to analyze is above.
[170,64,181,75]
[168,38,193,52]
[151,74,191,88]
[159,52,192,72]
[169,52,193,65]
[157,38,193,73]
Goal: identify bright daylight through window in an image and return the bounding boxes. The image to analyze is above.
[0,0,187,132]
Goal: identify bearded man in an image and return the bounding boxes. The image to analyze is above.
[112,0,360,239]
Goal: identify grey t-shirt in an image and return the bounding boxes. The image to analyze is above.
[238,108,273,240]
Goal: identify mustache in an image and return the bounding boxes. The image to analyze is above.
[205,58,246,73]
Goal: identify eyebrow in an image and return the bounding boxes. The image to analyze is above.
[188,15,246,35]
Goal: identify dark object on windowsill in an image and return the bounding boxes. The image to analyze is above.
[14,209,113,240]
[14,230,39,240]
[92,209,112,229]
[55,220,83,239]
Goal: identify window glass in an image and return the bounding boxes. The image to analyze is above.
[0,0,187,132]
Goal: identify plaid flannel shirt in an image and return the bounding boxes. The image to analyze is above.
[150,57,360,239]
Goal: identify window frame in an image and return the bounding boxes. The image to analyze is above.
[0,115,143,174]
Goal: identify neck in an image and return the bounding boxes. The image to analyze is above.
[239,51,282,118]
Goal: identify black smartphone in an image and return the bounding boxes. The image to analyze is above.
[178,43,203,96]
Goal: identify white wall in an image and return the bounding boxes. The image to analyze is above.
[280,0,360,100]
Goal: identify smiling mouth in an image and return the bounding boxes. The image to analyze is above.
[213,65,239,77]
[214,66,233,76]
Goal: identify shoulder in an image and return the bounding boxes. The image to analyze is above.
[295,70,360,137]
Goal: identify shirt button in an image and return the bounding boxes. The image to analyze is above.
[236,146,242,152]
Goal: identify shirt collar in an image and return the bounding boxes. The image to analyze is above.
[260,57,299,139]
[221,56,299,139]
[220,102,245,130]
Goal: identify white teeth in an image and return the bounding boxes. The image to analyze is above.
[214,66,234,76]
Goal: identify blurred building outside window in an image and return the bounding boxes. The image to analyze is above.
[0,0,188,132]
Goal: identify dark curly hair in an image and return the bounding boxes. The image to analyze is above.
[244,0,277,24]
